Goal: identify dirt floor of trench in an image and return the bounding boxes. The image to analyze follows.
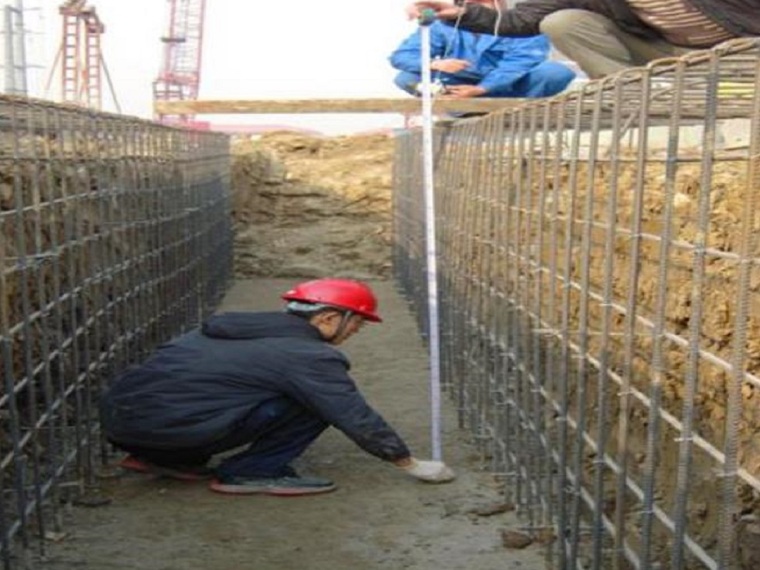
[38,279,548,570]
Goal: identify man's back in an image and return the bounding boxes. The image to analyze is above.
[101,312,348,448]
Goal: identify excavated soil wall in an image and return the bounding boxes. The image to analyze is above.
[230,132,394,280]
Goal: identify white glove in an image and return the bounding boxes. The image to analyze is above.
[400,458,456,483]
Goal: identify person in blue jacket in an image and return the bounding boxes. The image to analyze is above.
[389,0,574,99]
[100,278,455,496]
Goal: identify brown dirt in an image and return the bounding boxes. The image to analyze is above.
[37,279,548,570]
[526,155,760,565]
[230,132,395,280]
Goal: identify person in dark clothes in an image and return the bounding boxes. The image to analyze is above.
[100,278,455,496]
[407,0,760,79]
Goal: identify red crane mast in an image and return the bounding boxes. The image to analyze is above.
[153,0,207,125]
[58,0,105,109]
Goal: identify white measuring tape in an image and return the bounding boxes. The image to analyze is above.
[418,9,443,462]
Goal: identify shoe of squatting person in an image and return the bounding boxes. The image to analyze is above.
[209,468,337,496]
[118,455,213,482]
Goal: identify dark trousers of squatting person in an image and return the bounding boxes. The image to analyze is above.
[394,60,575,98]
[112,397,329,479]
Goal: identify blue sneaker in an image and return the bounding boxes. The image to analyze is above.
[209,473,336,496]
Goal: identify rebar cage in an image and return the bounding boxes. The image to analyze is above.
[394,38,760,570]
[0,95,232,568]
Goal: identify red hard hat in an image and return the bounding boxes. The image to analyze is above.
[282,278,382,322]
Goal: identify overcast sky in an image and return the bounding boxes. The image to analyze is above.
[36,0,419,134]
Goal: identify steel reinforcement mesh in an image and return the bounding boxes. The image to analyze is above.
[393,38,760,570]
[0,95,232,568]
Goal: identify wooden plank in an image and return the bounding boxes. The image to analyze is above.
[154,98,527,116]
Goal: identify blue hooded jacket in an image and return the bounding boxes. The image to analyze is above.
[100,312,410,461]
[389,21,552,94]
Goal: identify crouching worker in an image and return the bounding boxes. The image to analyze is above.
[100,278,455,496]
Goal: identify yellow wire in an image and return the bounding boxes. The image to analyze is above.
[717,81,755,98]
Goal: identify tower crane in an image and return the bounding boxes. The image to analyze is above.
[50,0,119,110]
[153,0,207,126]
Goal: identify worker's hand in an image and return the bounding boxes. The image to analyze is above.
[406,2,465,21]
[444,85,487,98]
[397,458,456,483]
[431,58,471,73]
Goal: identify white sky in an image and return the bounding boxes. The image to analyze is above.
[37,0,420,134]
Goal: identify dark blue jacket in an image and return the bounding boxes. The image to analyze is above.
[100,312,410,461]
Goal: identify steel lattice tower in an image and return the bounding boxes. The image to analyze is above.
[153,0,206,125]
[57,0,105,109]
[2,0,28,95]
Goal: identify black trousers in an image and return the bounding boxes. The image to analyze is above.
[113,397,329,478]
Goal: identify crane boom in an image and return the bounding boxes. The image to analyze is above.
[153,0,206,125]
